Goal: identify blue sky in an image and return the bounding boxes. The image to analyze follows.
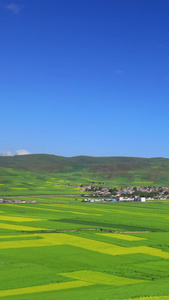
[1,0,169,157]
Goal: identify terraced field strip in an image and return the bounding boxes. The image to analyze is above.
[0,235,64,249]
[38,204,101,216]
[11,187,28,190]
[110,209,169,219]
[0,281,92,298]
[50,234,169,259]
[0,223,50,232]
[34,202,168,219]
[1,232,168,259]
[40,203,102,214]
[9,204,101,216]
[0,234,39,239]
[8,201,167,218]
[0,216,44,222]
[61,270,145,285]
[96,233,147,241]
[121,296,169,300]
[78,205,169,219]
[50,204,169,219]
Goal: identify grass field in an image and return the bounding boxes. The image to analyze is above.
[0,200,169,299]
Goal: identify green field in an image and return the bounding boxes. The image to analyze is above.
[1,199,169,299]
[0,168,83,196]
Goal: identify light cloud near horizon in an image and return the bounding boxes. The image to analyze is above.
[0,149,31,156]
[15,149,31,156]
[0,151,13,156]
[5,3,23,14]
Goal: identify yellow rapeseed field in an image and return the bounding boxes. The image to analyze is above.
[0,234,38,239]
[0,223,50,232]
[61,270,145,285]
[11,187,28,190]
[120,296,169,300]
[40,203,103,214]
[0,216,44,222]
[1,232,169,260]
[96,233,146,241]
[0,281,92,298]
[11,204,101,216]
[41,234,169,259]
[55,234,169,259]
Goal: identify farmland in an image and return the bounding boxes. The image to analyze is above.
[1,199,169,299]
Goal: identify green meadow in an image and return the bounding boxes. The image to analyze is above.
[1,200,169,299]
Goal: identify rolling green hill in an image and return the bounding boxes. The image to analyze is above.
[1,154,169,195]
[0,154,169,171]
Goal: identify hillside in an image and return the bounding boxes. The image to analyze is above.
[0,154,168,172]
[1,155,169,195]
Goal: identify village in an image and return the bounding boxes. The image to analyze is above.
[81,185,169,201]
[51,181,169,200]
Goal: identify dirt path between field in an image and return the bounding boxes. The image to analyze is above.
[22,228,169,234]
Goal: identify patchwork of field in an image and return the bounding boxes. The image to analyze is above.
[1,201,169,299]
[0,168,83,196]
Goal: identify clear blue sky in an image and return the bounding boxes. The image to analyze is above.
[1,0,169,157]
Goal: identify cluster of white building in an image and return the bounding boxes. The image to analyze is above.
[117,196,146,202]
[82,196,146,203]
[82,198,117,203]
[0,198,36,204]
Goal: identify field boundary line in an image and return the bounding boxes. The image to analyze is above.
[22,228,169,234]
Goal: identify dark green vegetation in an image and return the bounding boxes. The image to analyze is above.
[1,155,169,196]
[1,200,169,299]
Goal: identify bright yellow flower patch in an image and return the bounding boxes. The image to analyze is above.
[40,203,102,215]
[122,296,169,300]
[0,216,44,222]
[0,223,49,232]
[61,270,145,285]
[11,187,28,190]
[0,234,38,239]
[12,204,101,216]
[96,233,146,241]
[0,232,169,260]
[0,281,92,298]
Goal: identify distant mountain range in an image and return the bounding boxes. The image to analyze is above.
[0,154,169,187]
[0,153,169,171]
